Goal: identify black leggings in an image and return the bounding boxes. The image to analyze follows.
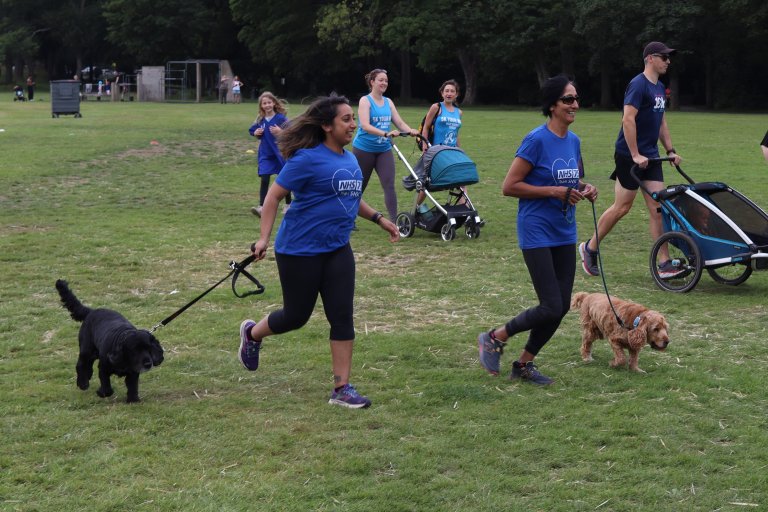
[259,175,292,206]
[268,244,355,340]
[504,245,576,356]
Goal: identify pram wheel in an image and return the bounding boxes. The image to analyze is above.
[396,212,415,238]
[649,231,703,293]
[465,223,480,239]
[440,223,456,241]
[707,264,752,286]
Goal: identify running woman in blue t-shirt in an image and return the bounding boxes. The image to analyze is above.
[238,96,400,409]
[352,69,419,221]
[579,42,683,279]
[477,75,597,385]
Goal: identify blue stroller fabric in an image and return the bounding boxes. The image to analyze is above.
[404,145,479,191]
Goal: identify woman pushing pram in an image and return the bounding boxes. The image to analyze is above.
[393,135,482,241]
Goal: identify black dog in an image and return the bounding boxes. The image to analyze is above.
[55,279,164,402]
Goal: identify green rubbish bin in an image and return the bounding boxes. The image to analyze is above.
[50,80,82,118]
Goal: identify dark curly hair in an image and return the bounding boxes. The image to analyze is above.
[278,95,351,159]
[541,74,577,117]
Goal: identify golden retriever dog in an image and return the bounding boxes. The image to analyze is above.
[570,292,669,372]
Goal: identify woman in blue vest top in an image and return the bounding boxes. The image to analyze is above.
[352,69,419,222]
[421,79,463,148]
[417,79,464,212]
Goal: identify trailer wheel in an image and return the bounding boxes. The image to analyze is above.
[707,264,752,286]
[649,231,702,293]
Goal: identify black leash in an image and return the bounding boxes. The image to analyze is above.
[589,200,634,330]
[149,254,265,333]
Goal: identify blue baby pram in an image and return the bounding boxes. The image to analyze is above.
[392,134,481,241]
[632,160,768,292]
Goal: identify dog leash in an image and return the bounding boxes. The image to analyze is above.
[589,200,635,331]
[149,254,265,333]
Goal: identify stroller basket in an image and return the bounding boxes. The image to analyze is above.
[403,145,479,192]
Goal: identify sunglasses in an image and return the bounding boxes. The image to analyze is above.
[559,95,580,105]
[652,54,670,62]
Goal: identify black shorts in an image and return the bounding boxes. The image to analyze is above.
[609,153,663,190]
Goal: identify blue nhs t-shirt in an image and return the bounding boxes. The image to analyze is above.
[274,144,363,256]
[515,124,583,250]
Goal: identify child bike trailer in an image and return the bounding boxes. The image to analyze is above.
[631,160,768,292]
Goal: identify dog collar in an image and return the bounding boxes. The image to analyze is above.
[633,315,642,329]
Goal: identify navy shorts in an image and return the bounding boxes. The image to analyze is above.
[609,153,663,190]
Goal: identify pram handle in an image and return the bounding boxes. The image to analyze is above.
[388,131,426,141]
[630,157,693,198]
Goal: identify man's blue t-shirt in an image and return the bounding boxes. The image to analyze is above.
[615,73,667,158]
[515,124,583,250]
[274,144,363,256]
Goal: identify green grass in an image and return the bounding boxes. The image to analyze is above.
[1,95,767,511]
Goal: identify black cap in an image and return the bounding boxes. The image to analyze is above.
[643,41,676,58]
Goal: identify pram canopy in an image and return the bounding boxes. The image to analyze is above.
[661,183,768,246]
[403,145,479,192]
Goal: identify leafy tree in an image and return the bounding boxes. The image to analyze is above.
[573,0,646,108]
[232,0,346,95]
[0,0,51,82]
[48,0,108,79]
[103,0,217,64]
[316,0,383,59]
[685,0,768,108]
[385,0,498,105]
[316,0,417,99]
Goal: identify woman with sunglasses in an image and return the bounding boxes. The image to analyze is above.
[476,74,597,385]
[352,69,419,221]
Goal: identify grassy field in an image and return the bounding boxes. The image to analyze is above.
[1,95,767,511]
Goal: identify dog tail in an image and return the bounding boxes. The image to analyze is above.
[570,291,589,311]
[55,279,91,322]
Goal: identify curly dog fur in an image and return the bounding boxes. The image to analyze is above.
[55,279,164,402]
[570,292,669,372]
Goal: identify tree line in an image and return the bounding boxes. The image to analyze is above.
[3,0,767,109]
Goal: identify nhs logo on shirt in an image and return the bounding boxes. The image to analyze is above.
[333,168,363,213]
[557,168,580,180]
[337,179,362,195]
[551,158,580,186]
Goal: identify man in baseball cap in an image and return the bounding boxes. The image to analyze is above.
[643,41,676,58]
[579,40,683,279]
